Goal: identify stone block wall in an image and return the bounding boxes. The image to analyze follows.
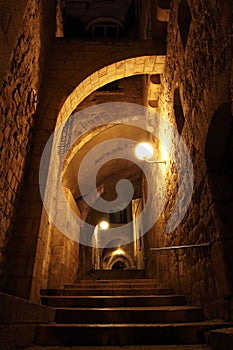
[0,0,55,295]
[0,0,28,82]
[47,226,79,289]
[0,292,55,350]
[146,0,233,320]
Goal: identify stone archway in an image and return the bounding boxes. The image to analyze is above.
[205,101,233,298]
[108,253,134,270]
[40,38,165,126]
[205,102,233,235]
[8,38,166,301]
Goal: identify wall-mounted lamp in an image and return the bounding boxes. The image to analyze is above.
[135,142,166,164]
[98,220,109,230]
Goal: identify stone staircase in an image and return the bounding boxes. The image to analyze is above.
[27,272,232,349]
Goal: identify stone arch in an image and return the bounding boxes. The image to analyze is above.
[57,57,161,125]
[40,39,165,127]
[205,102,233,223]
[205,101,233,294]
[10,40,165,300]
[107,251,134,270]
[47,45,164,282]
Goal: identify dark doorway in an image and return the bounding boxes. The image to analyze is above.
[112,261,126,270]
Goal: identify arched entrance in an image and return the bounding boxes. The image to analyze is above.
[6,36,166,300]
[108,253,134,270]
[205,101,233,296]
[112,261,126,270]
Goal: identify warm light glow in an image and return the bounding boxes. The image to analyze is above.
[135,142,154,160]
[112,248,125,256]
[161,145,168,166]
[99,220,109,230]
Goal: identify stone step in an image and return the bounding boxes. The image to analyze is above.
[64,279,161,289]
[54,306,204,324]
[36,321,231,346]
[41,294,187,308]
[40,288,174,296]
[63,282,161,289]
[207,327,233,350]
[84,269,146,280]
[71,278,158,285]
[23,344,213,350]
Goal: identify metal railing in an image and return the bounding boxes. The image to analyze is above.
[150,242,211,251]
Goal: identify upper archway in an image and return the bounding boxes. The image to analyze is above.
[39,38,166,128]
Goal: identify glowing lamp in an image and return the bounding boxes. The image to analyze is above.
[135,142,166,164]
[99,220,109,230]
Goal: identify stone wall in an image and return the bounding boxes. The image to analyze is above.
[46,188,80,289]
[47,226,79,289]
[0,0,55,296]
[146,0,233,320]
[0,292,55,350]
[0,0,28,82]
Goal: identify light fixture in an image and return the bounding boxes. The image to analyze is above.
[112,248,125,256]
[135,142,166,164]
[99,220,109,230]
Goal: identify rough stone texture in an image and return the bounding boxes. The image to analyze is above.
[0,0,55,297]
[0,292,55,350]
[0,0,28,82]
[146,0,233,321]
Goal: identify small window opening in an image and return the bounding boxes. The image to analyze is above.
[174,88,185,135]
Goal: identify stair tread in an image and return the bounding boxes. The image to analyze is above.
[24,345,212,349]
[42,287,172,290]
[209,326,233,334]
[40,289,175,296]
[64,284,160,288]
[41,294,185,298]
[41,294,187,308]
[42,287,173,293]
[54,305,202,311]
[39,320,231,327]
[62,286,161,290]
[71,279,158,283]
[65,282,159,284]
